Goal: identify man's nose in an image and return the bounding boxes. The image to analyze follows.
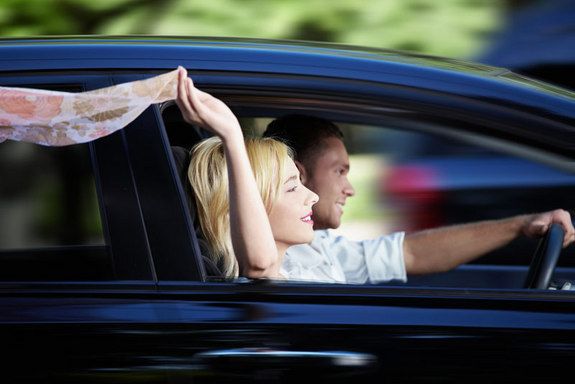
[344,178,355,197]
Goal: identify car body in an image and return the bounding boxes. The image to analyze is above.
[1,36,575,383]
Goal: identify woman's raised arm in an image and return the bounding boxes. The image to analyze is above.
[175,67,282,278]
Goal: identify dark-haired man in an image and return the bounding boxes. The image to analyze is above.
[264,114,575,283]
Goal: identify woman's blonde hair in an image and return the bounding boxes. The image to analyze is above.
[188,136,293,278]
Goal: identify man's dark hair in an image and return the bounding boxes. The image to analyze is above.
[263,114,344,165]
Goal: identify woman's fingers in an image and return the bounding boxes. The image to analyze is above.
[186,77,200,111]
[176,67,204,126]
[186,76,210,121]
[176,68,193,116]
[176,66,189,106]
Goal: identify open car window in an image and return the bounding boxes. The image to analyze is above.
[161,97,575,291]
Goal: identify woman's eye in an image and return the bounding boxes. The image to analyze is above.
[287,185,298,192]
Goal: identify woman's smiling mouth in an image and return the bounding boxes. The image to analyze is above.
[301,212,314,224]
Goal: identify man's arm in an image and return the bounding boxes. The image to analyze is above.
[402,209,575,275]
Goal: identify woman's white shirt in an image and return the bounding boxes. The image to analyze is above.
[281,230,406,284]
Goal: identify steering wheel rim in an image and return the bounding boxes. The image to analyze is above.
[523,223,565,289]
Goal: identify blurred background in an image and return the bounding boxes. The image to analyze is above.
[1,0,574,260]
[0,0,502,58]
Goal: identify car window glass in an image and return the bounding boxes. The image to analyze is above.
[0,141,104,249]
[0,140,113,281]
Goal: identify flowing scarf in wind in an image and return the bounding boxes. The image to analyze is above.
[0,69,179,146]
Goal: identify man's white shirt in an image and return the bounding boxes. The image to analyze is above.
[281,229,406,284]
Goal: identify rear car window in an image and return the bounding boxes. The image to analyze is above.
[0,141,104,249]
[0,69,123,281]
[0,140,112,281]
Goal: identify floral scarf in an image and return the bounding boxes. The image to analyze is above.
[0,69,179,146]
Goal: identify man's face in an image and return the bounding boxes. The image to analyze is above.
[300,137,355,230]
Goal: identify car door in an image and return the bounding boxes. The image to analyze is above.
[143,281,575,383]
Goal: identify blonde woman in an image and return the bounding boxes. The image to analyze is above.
[176,67,318,279]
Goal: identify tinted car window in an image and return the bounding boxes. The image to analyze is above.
[0,140,113,281]
[0,141,103,249]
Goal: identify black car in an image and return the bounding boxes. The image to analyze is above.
[1,36,575,383]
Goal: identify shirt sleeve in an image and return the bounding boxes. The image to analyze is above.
[330,231,406,284]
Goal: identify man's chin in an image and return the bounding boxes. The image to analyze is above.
[312,218,341,230]
[330,221,342,229]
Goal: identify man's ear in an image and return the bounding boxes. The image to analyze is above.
[295,160,308,184]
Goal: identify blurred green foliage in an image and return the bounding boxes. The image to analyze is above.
[0,0,503,58]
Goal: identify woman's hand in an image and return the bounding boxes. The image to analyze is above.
[175,66,241,141]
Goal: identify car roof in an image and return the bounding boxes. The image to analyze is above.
[0,35,500,73]
[0,35,571,91]
[1,36,574,103]
[1,36,574,160]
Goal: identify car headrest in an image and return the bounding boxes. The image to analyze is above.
[171,145,190,184]
[171,145,224,278]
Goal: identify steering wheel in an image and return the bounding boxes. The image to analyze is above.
[523,223,565,289]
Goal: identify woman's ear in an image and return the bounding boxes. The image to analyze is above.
[295,160,308,183]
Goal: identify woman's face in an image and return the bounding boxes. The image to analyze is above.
[268,158,319,254]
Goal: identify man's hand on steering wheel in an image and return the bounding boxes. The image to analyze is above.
[521,209,575,247]
[522,209,575,289]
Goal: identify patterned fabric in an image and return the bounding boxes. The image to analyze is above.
[0,69,179,146]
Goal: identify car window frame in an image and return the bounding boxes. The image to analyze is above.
[111,73,207,282]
